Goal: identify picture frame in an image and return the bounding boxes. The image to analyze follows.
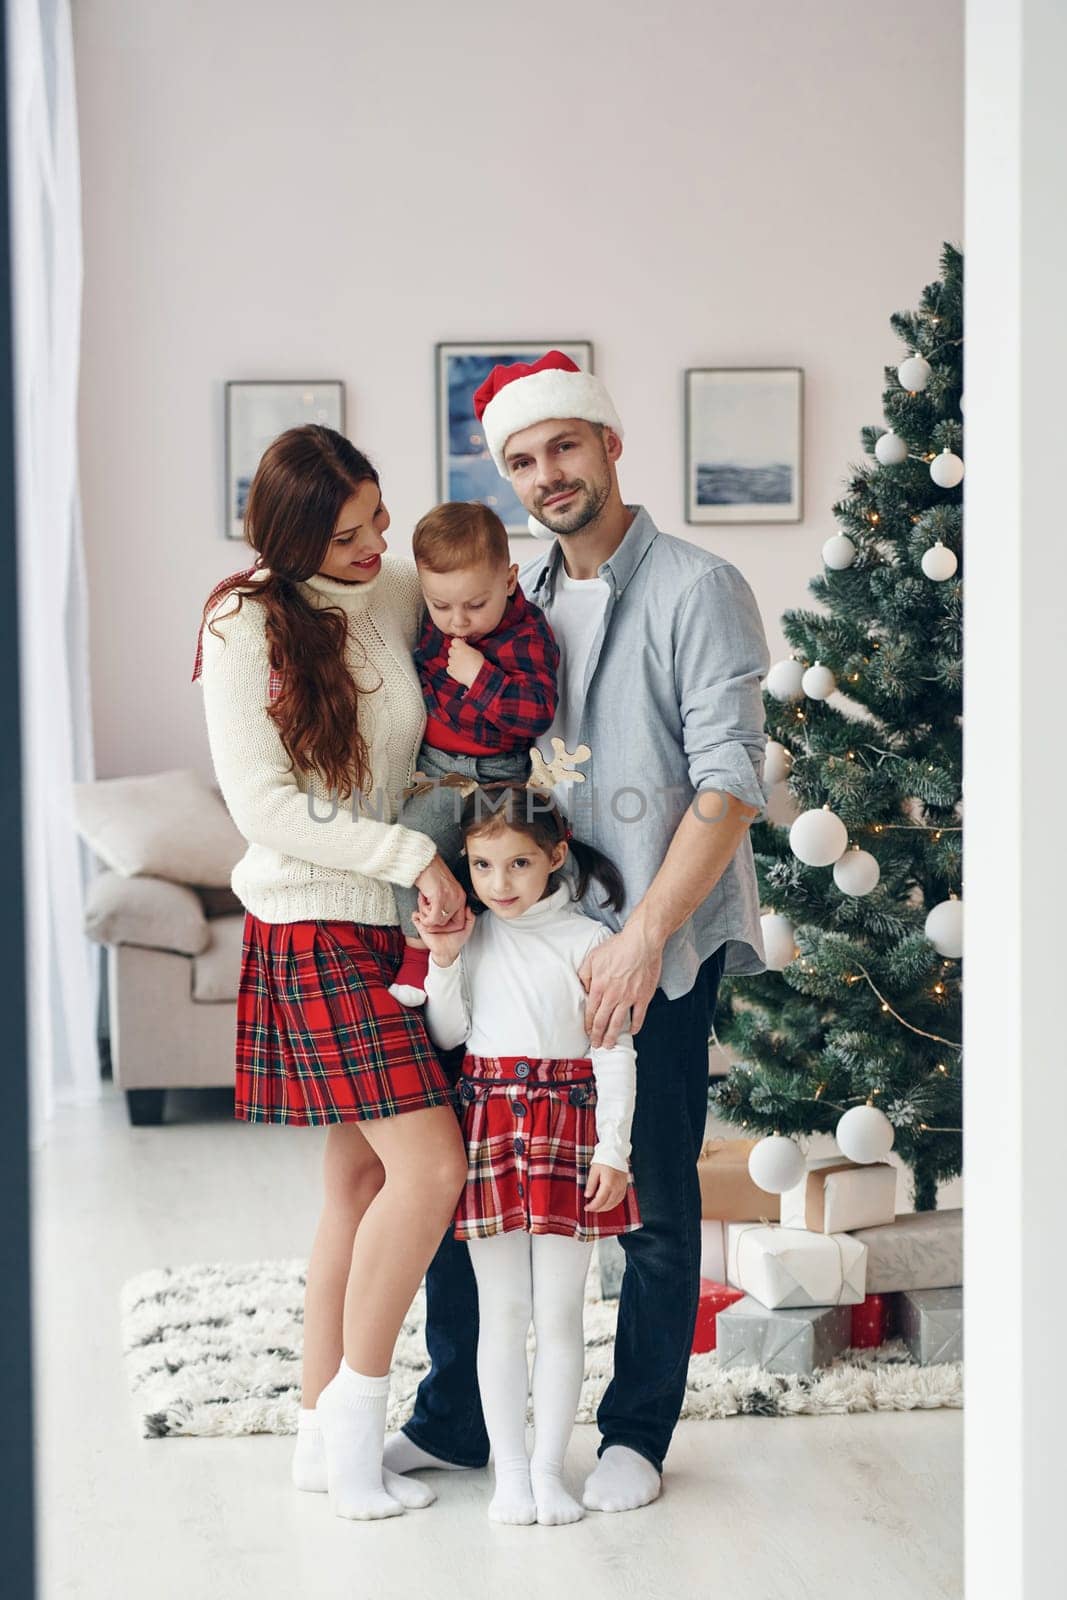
[685,367,803,524]
[435,341,594,536]
[224,380,345,540]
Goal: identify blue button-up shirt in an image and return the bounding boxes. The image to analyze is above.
[521,506,771,999]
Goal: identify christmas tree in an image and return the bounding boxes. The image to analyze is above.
[711,243,963,1213]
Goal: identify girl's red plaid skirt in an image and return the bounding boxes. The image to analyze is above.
[453,1054,642,1242]
[235,914,455,1125]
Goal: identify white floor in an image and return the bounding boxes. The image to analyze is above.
[34,1085,962,1600]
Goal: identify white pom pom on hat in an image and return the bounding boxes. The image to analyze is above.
[473,349,624,481]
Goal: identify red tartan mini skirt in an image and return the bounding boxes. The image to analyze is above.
[234,914,456,1125]
[453,1054,642,1243]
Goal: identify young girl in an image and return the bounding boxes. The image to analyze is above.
[412,783,641,1527]
[192,424,471,1521]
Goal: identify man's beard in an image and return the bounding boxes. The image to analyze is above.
[532,474,610,535]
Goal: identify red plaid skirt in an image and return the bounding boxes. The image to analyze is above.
[453,1054,642,1242]
[235,915,455,1125]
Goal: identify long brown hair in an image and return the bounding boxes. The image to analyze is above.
[199,425,381,800]
[458,784,625,912]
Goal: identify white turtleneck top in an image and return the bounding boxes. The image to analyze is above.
[198,555,438,927]
[423,882,637,1174]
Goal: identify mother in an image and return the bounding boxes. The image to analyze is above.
[193,425,469,1521]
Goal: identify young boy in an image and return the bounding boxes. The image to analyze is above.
[389,502,559,1005]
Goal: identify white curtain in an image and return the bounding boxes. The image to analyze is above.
[8,0,99,1138]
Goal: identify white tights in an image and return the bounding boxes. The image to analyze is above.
[468,1231,593,1526]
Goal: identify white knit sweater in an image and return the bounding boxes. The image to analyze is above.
[198,555,438,926]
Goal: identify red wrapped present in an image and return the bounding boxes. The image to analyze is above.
[693,1278,744,1354]
[850,1293,895,1349]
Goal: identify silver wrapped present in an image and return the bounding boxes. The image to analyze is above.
[850,1208,962,1293]
[716,1297,852,1376]
[897,1286,963,1364]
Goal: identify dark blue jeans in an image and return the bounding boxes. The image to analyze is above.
[401,946,727,1474]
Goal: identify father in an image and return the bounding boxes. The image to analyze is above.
[386,351,771,1512]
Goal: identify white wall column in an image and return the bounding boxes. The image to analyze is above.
[964,3,1067,1595]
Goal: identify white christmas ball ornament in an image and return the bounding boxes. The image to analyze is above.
[760,911,798,971]
[822,533,857,571]
[925,897,963,958]
[921,541,958,581]
[836,1105,895,1164]
[802,661,837,700]
[897,353,932,392]
[875,429,909,466]
[790,807,849,867]
[833,847,881,896]
[763,740,793,786]
[767,657,806,702]
[930,448,964,489]
[748,1135,807,1195]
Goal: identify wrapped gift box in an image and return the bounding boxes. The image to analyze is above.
[692,1278,744,1353]
[726,1223,867,1309]
[781,1157,897,1234]
[700,1219,729,1282]
[850,1293,896,1349]
[898,1286,963,1364]
[698,1138,780,1222]
[850,1208,962,1293]
[716,1296,852,1376]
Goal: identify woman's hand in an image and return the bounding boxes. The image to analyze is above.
[412,903,475,968]
[584,1163,629,1213]
[414,855,467,930]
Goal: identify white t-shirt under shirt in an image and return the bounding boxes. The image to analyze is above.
[536,566,610,811]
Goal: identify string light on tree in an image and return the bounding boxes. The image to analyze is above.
[822,533,857,570]
[767,656,807,702]
[801,661,837,700]
[898,352,932,392]
[874,429,909,465]
[930,448,965,489]
[790,805,849,867]
[922,541,958,581]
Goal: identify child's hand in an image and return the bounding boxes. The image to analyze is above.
[584,1163,629,1213]
[412,903,475,967]
[447,637,485,689]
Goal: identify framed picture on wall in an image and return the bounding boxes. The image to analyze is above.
[224,380,345,540]
[435,341,593,536]
[685,367,803,524]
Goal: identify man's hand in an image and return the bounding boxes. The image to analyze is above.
[446,637,485,689]
[577,922,663,1047]
[584,1163,629,1213]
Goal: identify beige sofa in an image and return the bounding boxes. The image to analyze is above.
[74,770,247,1124]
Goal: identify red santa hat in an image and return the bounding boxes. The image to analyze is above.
[473,350,623,478]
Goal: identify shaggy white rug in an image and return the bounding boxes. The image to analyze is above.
[120,1258,963,1440]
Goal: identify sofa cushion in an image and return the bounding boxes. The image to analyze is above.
[73,768,245,888]
[192,913,244,1002]
[84,871,210,956]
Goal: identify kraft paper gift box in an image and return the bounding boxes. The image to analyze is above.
[698,1138,780,1223]
[716,1296,852,1376]
[692,1279,744,1354]
[780,1157,897,1234]
[726,1223,867,1309]
[897,1286,963,1364]
[849,1208,963,1294]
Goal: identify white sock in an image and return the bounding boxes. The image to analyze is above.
[528,1234,592,1525]
[387,982,427,1007]
[468,1234,537,1525]
[382,1432,470,1475]
[294,1408,436,1507]
[315,1361,404,1520]
[582,1445,662,1513]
